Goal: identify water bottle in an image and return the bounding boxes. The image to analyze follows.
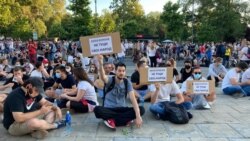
[53,99,58,107]
[65,111,72,132]
[139,97,144,106]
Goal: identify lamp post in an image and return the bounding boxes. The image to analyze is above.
[192,0,194,43]
[95,0,98,33]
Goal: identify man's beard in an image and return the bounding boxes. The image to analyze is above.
[117,76,123,80]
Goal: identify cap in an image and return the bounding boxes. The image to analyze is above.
[43,59,49,64]
[26,77,45,95]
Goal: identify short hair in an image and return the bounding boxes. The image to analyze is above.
[13,66,24,72]
[35,61,43,69]
[184,59,192,64]
[236,62,249,70]
[115,62,126,70]
[215,57,223,63]
[55,65,67,74]
[192,65,201,72]
[137,60,145,68]
[103,62,112,67]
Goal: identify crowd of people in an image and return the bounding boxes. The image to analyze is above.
[0,37,250,139]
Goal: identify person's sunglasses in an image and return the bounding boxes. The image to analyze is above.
[194,72,201,74]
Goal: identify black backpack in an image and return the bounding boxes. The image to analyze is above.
[163,102,190,124]
[102,76,128,106]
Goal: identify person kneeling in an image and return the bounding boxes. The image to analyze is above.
[60,67,98,113]
[94,55,145,130]
[3,77,65,139]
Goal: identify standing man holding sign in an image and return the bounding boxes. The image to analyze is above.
[94,55,144,130]
[181,66,216,109]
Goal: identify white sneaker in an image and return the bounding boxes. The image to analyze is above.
[203,103,211,109]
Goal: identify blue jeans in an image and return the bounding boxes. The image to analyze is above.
[223,86,246,95]
[242,85,250,96]
[136,90,147,98]
[149,101,192,118]
[98,88,104,98]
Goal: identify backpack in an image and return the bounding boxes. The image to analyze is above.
[102,76,128,106]
[50,44,57,53]
[246,48,250,59]
[163,102,190,124]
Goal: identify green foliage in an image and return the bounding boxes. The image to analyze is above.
[161,2,185,41]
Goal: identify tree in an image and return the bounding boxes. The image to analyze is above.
[98,9,116,34]
[110,0,145,38]
[161,2,185,41]
[67,0,93,39]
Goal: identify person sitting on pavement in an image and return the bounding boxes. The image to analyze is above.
[60,67,98,113]
[94,62,116,98]
[30,61,50,79]
[165,59,180,82]
[177,59,193,83]
[94,55,144,130]
[207,57,227,87]
[241,67,250,96]
[149,80,192,120]
[0,66,29,91]
[222,62,249,97]
[3,77,65,139]
[181,66,216,109]
[0,58,13,81]
[45,65,77,107]
[131,60,151,101]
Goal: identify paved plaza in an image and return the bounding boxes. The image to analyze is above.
[0,59,250,141]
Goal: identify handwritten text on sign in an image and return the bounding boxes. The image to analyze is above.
[89,36,113,55]
[193,82,209,93]
[148,68,167,82]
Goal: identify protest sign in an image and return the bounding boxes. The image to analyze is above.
[186,80,214,94]
[139,67,173,84]
[80,32,121,57]
[88,74,97,83]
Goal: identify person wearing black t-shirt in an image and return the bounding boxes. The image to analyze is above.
[0,66,29,91]
[3,77,65,139]
[177,60,193,83]
[45,66,77,108]
[131,61,151,100]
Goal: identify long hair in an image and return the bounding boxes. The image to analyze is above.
[73,67,94,86]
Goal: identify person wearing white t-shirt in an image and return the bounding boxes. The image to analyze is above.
[117,42,126,63]
[60,67,98,113]
[147,41,157,67]
[149,80,192,120]
[239,41,250,64]
[30,61,50,79]
[222,62,249,97]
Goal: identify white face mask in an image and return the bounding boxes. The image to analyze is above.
[66,68,71,72]
[44,64,48,67]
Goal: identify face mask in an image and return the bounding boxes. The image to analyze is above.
[193,74,201,80]
[55,73,61,78]
[16,64,21,66]
[61,64,65,67]
[44,64,49,67]
[90,68,95,72]
[185,65,191,69]
[66,68,71,72]
[166,64,171,67]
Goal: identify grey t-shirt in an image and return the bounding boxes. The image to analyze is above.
[104,76,133,108]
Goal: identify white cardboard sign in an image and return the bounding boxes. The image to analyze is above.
[148,68,167,82]
[88,74,96,82]
[89,36,113,55]
[193,81,210,94]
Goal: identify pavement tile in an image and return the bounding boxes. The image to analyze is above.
[76,137,113,141]
[229,114,250,123]
[164,123,204,138]
[200,113,239,124]
[153,137,190,141]
[191,138,228,141]
[229,124,250,138]
[229,139,250,141]
[197,124,242,138]
[114,137,152,141]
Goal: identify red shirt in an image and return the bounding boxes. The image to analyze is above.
[28,42,37,55]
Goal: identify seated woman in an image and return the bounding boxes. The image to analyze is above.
[60,67,98,113]
[165,58,180,82]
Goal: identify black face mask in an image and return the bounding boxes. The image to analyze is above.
[166,64,171,67]
[185,65,191,69]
